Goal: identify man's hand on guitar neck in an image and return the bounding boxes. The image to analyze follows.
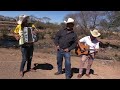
[94,49,98,53]
[99,48,105,53]
[14,34,20,41]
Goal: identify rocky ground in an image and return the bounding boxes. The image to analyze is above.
[0,48,120,79]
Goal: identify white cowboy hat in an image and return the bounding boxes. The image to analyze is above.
[90,29,101,37]
[17,15,29,24]
[64,18,74,24]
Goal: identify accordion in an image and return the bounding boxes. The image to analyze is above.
[19,27,38,45]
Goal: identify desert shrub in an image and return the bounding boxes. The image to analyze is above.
[37,32,46,39]
[114,54,120,61]
[100,31,120,40]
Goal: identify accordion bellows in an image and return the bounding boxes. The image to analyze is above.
[19,27,37,45]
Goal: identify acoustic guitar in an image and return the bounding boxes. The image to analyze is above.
[75,42,90,56]
[75,42,105,56]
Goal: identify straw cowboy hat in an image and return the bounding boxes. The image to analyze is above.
[17,15,29,24]
[90,29,101,37]
[64,18,74,24]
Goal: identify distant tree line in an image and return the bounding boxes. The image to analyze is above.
[0,11,120,40]
[64,11,120,39]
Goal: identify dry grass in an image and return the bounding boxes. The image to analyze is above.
[98,38,120,46]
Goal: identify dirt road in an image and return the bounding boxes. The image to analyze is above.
[0,48,120,79]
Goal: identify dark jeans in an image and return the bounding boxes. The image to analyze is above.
[57,49,71,78]
[20,44,34,72]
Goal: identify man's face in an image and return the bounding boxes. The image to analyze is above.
[66,23,74,29]
[22,17,29,24]
[23,19,28,24]
[90,35,96,40]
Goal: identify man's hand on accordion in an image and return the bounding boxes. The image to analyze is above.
[32,29,44,35]
[31,30,37,35]
[14,34,21,41]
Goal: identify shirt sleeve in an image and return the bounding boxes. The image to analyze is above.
[14,25,21,34]
[32,24,36,28]
[95,42,99,49]
[79,36,95,47]
[79,37,86,42]
[54,30,61,46]
[68,33,78,51]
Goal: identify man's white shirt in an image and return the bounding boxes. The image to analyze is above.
[79,36,99,53]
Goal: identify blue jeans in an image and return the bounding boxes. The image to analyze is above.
[57,49,71,78]
[20,44,34,72]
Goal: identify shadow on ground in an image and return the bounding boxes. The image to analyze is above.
[62,68,95,78]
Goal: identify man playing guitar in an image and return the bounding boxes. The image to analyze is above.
[77,29,101,78]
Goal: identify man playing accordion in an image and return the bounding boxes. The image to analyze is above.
[14,15,40,77]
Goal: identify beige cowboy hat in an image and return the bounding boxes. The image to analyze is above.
[17,15,29,24]
[64,18,74,24]
[90,29,101,37]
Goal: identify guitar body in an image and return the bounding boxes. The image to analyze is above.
[75,42,89,56]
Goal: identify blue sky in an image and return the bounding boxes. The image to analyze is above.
[0,11,78,24]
